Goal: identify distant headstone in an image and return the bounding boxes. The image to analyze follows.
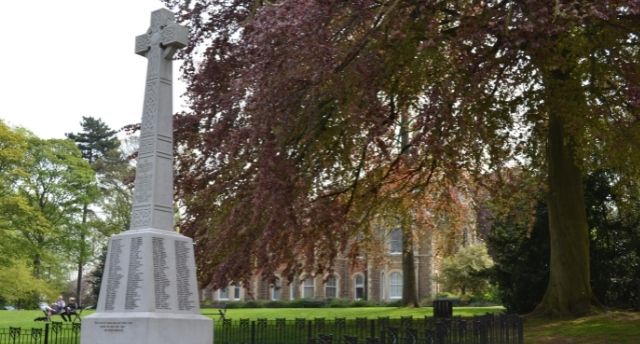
[81,9,213,344]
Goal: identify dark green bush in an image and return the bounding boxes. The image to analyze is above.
[327,299,352,308]
[264,300,288,308]
[287,299,326,308]
[486,200,549,314]
[242,300,263,308]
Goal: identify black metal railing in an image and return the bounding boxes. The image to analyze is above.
[215,314,523,344]
[0,323,80,344]
[0,314,522,344]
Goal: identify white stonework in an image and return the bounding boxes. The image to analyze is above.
[82,9,212,344]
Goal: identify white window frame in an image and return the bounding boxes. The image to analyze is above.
[233,284,241,300]
[389,229,402,254]
[301,277,315,299]
[389,271,403,300]
[354,274,365,300]
[271,277,282,301]
[218,286,229,300]
[324,275,338,299]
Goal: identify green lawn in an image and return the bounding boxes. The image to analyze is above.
[0,306,500,328]
[2,307,638,343]
[203,306,503,320]
[524,311,640,344]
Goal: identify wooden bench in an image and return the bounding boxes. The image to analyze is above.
[65,305,92,322]
[34,305,90,322]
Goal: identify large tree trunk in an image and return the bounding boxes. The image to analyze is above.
[533,68,595,317]
[401,220,419,307]
[399,110,419,307]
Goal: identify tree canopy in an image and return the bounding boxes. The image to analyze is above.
[166,0,639,316]
[66,116,121,305]
[0,121,98,305]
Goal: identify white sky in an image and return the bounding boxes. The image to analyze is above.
[0,0,188,139]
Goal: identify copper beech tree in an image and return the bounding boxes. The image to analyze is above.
[165,0,639,315]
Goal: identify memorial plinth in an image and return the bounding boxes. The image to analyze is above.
[81,8,213,344]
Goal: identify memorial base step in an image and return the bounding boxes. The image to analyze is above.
[81,312,213,344]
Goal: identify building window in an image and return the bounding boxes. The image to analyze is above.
[219,287,229,300]
[290,282,295,300]
[390,272,402,299]
[325,275,338,298]
[302,277,315,298]
[233,284,241,300]
[354,274,365,300]
[271,278,282,301]
[389,229,402,254]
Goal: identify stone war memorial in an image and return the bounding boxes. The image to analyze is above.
[81,8,213,344]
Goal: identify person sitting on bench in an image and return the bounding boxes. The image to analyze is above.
[63,297,78,321]
[41,295,66,321]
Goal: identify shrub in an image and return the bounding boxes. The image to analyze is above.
[288,299,327,308]
[439,244,494,297]
[242,300,263,308]
[264,300,288,308]
[327,299,351,308]
[486,199,550,313]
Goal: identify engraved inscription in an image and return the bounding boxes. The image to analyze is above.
[133,158,153,203]
[104,239,123,311]
[130,208,152,228]
[152,237,171,310]
[95,321,133,333]
[175,240,195,311]
[124,237,143,310]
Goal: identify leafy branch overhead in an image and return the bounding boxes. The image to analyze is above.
[165,0,639,316]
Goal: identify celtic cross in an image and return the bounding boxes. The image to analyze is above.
[130,9,188,231]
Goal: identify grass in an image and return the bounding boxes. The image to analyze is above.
[523,311,640,344]
[203,306,504,320]
[2,307,638,343]
[0,306,500,328]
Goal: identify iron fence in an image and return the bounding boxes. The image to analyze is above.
[0,314,522,344]
[215,314,523,344]
[0,323,80,344]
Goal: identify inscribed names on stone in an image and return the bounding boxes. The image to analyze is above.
[175,240,195,311]
[104,239,124,311]
[124,237,143,310]
[152,237,171,310]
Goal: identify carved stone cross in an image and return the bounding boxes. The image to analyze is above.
[130,9,188,231]
[81,10,211,344]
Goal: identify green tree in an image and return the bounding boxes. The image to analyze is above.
[440,243,494,297]
[87,245,108,306]
[487,170,640,313]
[487,198,550,314]
[0,123,93,305]
[0,121,30,266]
[16,136,97,282]
[86,135,135,305]
[66,116,120,306]
[0,260,55,307]
[584,171,640,310]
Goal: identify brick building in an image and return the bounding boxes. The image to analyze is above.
[200,228,446,303]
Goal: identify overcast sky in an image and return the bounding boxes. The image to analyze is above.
[0,0,187,139]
